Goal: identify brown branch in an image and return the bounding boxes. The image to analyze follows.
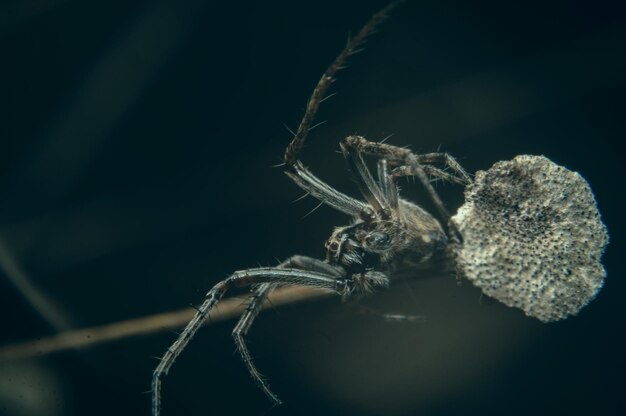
[0,286,333,362]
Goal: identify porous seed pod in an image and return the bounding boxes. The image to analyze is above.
[451,155,609,322]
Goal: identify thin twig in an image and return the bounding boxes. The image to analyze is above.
[0,286,333,362]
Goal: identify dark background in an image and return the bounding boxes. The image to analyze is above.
[0,0,624,415]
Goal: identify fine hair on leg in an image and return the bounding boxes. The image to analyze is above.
[152,267,348,416]
[282,1,405,216]
[340,135,470,241]
[231,256,344,405]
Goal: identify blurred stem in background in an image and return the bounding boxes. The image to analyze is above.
[0,237,73,332]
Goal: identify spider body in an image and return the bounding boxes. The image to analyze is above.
[324,199,447,275]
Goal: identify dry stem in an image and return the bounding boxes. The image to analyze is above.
[0,286,333,361]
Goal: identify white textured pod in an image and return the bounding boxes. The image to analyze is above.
[451,155,608,322]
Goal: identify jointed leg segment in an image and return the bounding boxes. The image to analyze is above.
[347,301,426,323]
[231,256,344,405]
[342,135,471,185]
[152,265,348,416]
[282,3,403,218]
[152,257,385,415]
[232,283,277,402]
[341,135,469,241]
[377,159,399,209]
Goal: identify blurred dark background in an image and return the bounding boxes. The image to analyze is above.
[1,0,624,415]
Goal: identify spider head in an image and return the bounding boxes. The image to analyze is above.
[325,221,389,272]
[325,200,448,273]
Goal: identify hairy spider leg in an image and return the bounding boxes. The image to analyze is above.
[340,139,393,217]
[413,152,472,184]
[232,256,344,405]
[346,300,425,323]
[285,163,367,217]
[340,135,470,241]
[152,268,351,416]
[377,159,399,210]
[343,138,471,185]
[283,2,403,218]
[393,164,468,185]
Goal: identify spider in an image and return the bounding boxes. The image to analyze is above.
[151,0,612,412]
[151,2,472,414]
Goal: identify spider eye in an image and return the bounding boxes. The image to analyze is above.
[327,241,340,252]
[359,207,376,222]
[365,232,390,250]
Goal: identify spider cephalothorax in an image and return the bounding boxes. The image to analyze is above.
[325,200,448,274]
